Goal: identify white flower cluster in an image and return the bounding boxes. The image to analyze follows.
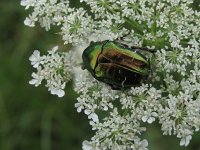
[82,108,148,150]
[120,84,162,124]
[29,46,75,97]
[74,70,118,122]
[22,0,200,149]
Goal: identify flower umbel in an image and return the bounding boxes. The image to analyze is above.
[29,46,76,97]
[23,0,200,149]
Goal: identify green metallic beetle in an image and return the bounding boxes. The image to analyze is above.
[82,40,154,90]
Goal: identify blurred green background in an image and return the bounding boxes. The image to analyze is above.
[0,1,200,150]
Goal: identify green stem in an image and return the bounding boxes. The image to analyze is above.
[152,1,158,36]
[123,109,129,116]
[124,17,144,34]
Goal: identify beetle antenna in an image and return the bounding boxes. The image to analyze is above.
[121,76,127,88]
[131,46,156,53]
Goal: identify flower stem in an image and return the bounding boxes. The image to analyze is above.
[124,17,144,35]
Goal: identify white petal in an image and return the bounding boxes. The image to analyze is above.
[142,116,148,122]
[56,89,65,97]
[88,113,99,123]
[103,106,108,111]
[185,135,192,146]
[52,46,58,52]
[141,139,148,147]
[29,50,40,61]
[147,117,155,124]
[29,50,41,68]
[50,88,57,95]
[20,0,27,6]
[51,88,65,97]
[29,79,38,85]
[24,17,35,27]
[82,141,92,150]
[180,138,186,146]
[84,109,91,115]
[77,106,82,113]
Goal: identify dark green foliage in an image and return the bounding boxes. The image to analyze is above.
[0,1,91,150]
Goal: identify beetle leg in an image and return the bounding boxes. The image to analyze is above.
[110,84,120,90]
[117,31,131,41]
[131,46,156,53]
[118,69,121,74]
[121,76,127,88]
